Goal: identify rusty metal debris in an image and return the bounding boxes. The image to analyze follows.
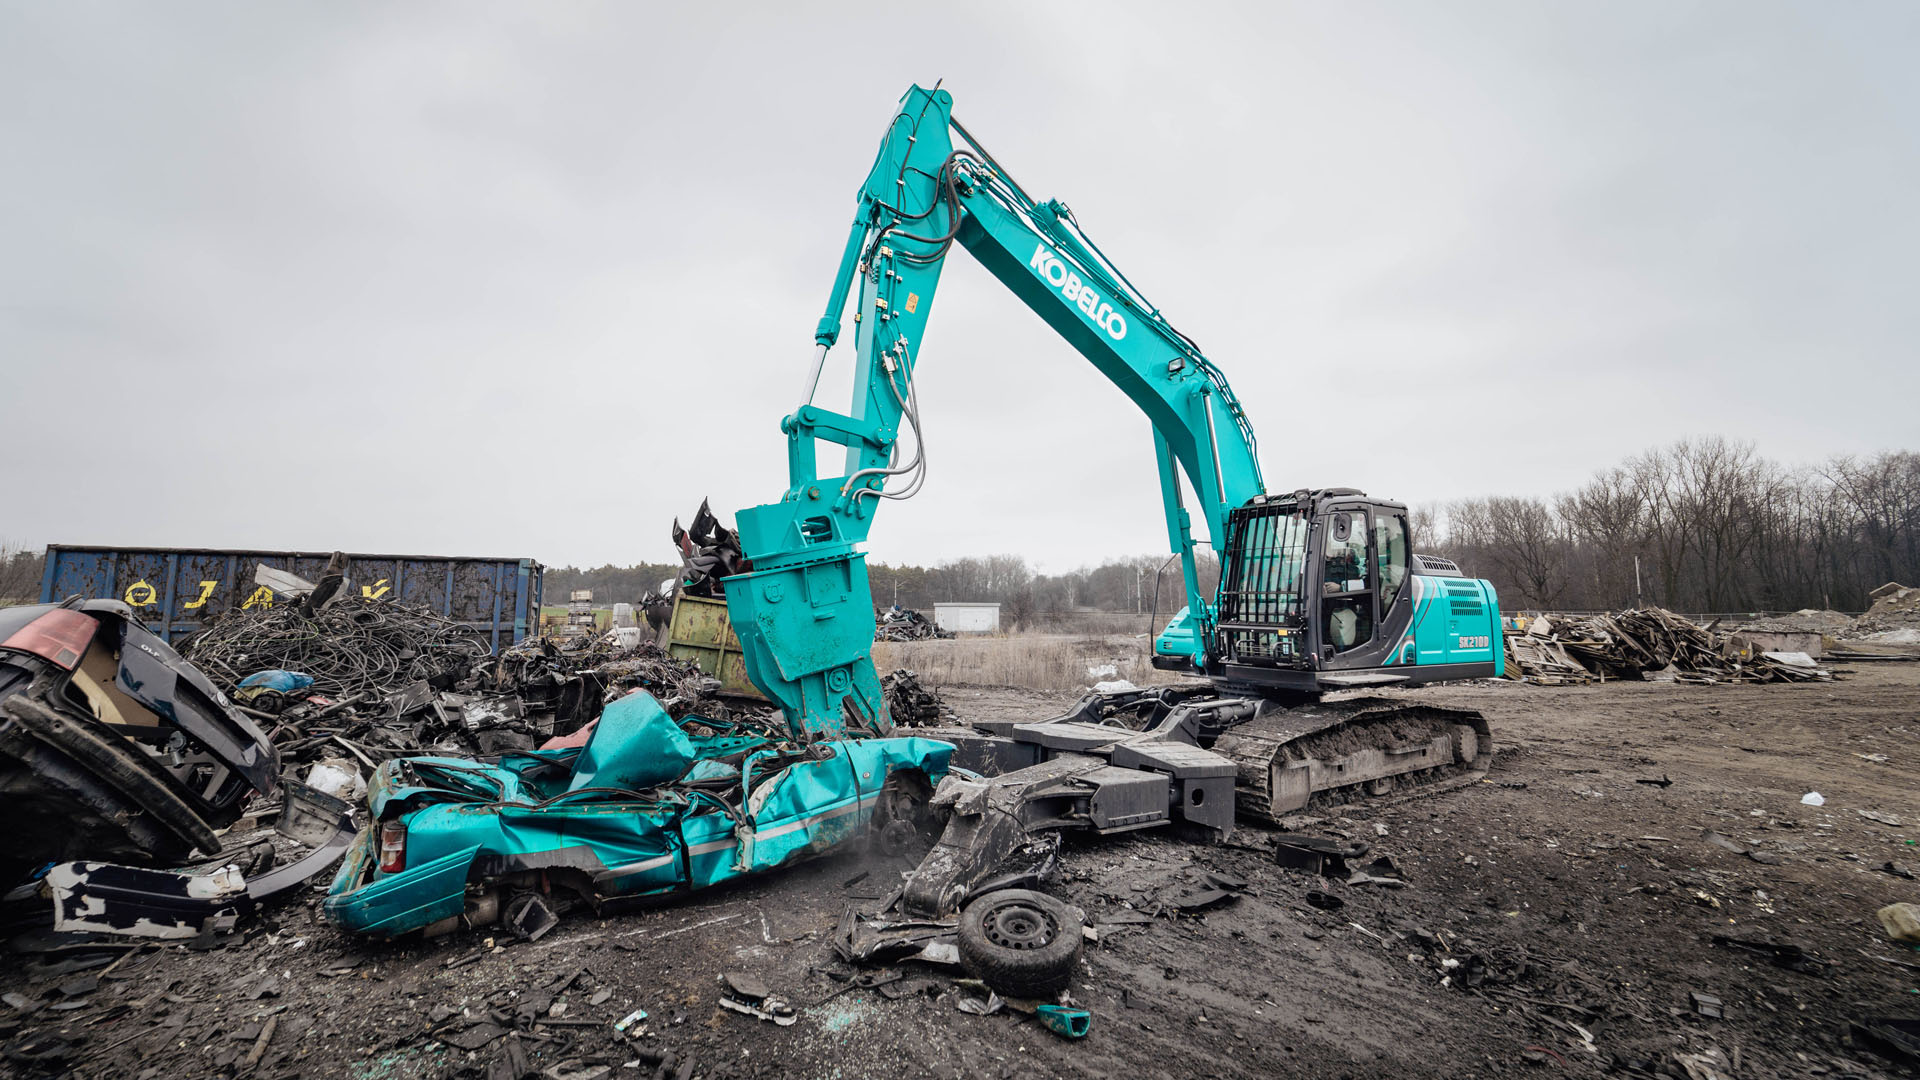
[876,605,954,641]
[672,499,750,598]
[1505,608,1836,685]
[881,668,946,725]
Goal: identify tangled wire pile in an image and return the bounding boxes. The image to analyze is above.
[180,600,490,699]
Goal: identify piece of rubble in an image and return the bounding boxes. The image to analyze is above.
[1852,1016,1920,1069]
[1702,830,1747,854]
[717,993,796,1026]
[55,976,98,998]
[43,783,355,940]
[721,972,770,1001]
[1710,934,1829,976]
[955,989,1003,1016]
[485,1037,532,1080]
[1877,903,1920,945]
[1168,887,1236,912]
[440,1022,509,1050]
[1272,833,1367,877]
[1348,855,1407,887]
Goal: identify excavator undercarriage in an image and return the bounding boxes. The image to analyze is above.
[896,685,1492,917]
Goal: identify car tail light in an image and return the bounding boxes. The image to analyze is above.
[378,820,408,873]
[1,609,97,670]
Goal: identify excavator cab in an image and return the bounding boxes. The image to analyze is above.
[1192,488,1490,693]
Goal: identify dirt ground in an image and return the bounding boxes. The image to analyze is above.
[4,664,1919,1079]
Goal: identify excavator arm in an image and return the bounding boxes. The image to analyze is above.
[728,84,1265,738]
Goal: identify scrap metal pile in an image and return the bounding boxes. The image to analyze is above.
[1506,607,1834,685]
[877,605,955,641]
[182,598,737,769]
[881,668,947,725]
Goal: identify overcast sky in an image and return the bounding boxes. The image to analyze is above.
[3,2,1915,573]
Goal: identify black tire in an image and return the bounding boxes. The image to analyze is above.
[957,888,1083,998]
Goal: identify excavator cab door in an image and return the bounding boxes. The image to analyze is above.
[1317,509,1377,655]
[1314,502,1416,671]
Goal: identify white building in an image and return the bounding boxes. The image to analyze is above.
[933,602,1000,634]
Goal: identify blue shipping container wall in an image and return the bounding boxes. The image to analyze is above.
[39,546,544,653]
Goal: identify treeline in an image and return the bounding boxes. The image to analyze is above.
[867,552,1221,625]
[542,553,1220,626]
[540,438,1918,621]
[540,563,680,607]
[1427,439,1918,613]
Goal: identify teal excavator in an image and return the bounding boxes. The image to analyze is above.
[724,84,1503,913]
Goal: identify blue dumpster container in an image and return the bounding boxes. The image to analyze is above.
[38,546,543,652]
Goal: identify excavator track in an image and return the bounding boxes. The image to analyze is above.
[1211,697,1492,826]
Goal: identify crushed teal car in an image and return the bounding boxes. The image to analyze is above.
[323,690,952,938]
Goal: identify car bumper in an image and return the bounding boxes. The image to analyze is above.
[321,833,484,937]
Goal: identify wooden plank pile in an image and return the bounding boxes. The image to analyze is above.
[1505,607,1834,685]
[1504,630,1592,685]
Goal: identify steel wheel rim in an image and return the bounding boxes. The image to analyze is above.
[981,900,1057,950]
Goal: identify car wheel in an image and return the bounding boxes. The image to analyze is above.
[957,888,1082,998]
[869,769,936,856]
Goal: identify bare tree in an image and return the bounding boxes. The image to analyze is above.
[1558,467,1646,608]
[1445,497,1569,608]
[1829,451,1920,591]
[0,541,43,606]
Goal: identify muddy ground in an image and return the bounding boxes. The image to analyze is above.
[4,664,1918,1079]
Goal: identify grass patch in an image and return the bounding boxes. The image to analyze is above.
[873,632,1196,693]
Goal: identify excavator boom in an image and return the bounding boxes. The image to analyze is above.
[727,84,1501,751]
[728,85,1264,737]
